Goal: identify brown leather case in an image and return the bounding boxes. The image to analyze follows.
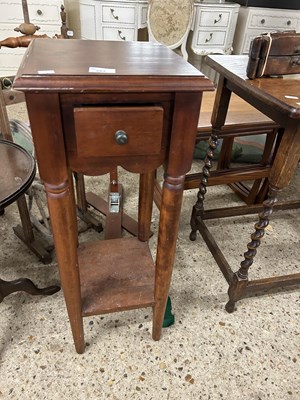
[246,31,300,79]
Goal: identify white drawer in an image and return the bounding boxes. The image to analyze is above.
[101,5,136,25]
[195,30,226,47]
[249,13,298,30]
[101,26,136,41]
[197,10,230,28]
[0,1,62,25]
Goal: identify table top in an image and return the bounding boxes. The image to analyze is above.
[0,139,35,209]
[205,55,300,120]
[14,39,213,93]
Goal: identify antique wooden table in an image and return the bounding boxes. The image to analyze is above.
[0,138,59,302]
[14,39,213,353]
[190,55,300,312]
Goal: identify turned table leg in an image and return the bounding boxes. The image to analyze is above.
[45,178,84,354]
[152,174,185,340]
[153,91,203,340]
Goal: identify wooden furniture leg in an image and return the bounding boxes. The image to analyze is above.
[13,194,52,264]
[225,186,278,312]
[0,278,59,303]
[153,173,186,339]
[74,172,103,232]
[45,178,84,352]
[226,118,300,312]
[190,79,231,241]
[85,167,139,239]
[226,128,281,206]
[26,93,84,353]
[138,171,155,242]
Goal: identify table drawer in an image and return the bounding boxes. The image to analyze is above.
[101,5,136,25]
[73,106,164,159]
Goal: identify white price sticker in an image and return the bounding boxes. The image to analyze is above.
[38,70,55,74]
[89,66,116,74]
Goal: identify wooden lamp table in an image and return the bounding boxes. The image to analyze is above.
[14,39,213,353]
[190,55,300,312]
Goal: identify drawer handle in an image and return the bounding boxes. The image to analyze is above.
[110,8,119,20]
[287,20,291,26]
[205,33,213,43]
[260,19,265,24]
[1,77,13,89]
[36,9,43,16]
[214,14,222,24]
[115,130,128,145]
[118,30,126,41]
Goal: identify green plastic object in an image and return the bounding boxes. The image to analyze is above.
[163,296,175,328]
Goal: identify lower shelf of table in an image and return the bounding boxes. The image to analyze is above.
[78,237,155,317]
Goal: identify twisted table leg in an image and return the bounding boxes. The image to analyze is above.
[190,130,219,241]
[225,186,278,312]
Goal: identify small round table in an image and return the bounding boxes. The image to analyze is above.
[0,139,59,302]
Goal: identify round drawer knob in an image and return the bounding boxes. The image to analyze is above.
[37,9,43,16]
[260,19,265,24]
[287,20,291,26]
[115,130,128,145]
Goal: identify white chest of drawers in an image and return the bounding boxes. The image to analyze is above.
[80,0,147,41]
[233,6,300,54]
[191,2,240,55]
[80,0,240,56]
[0,0,64,77]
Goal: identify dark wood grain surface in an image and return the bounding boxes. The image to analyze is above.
[206,55,300,120]
[14,39,211,93]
